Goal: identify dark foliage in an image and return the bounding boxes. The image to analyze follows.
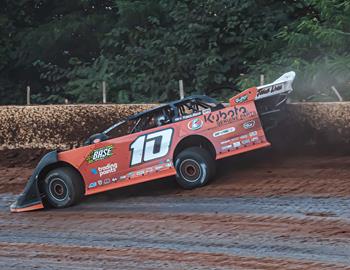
[1,0,349,104]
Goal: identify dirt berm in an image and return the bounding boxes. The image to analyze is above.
[1,103,350,269]
[0,104,153,149]
[0,102,349,149]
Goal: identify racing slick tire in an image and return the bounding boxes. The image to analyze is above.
[43,167,84,208]
[175,147,216,189]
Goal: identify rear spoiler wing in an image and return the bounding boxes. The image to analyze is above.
[255,71,296,100]
[229,71,295,106]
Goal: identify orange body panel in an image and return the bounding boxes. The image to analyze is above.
[57,88,270,197]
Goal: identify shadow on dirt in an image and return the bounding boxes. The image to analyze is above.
[83,142,350,204]
[2,144,349,205]
[82,147,283,204]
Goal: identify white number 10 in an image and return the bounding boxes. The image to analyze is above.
[130,128,173,166]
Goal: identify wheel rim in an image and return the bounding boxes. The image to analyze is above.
[48,178,68,201]
[179,159,201,182]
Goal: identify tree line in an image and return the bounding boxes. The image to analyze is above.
[1,0,349,105]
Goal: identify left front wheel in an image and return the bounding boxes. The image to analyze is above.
[43,167,84,208]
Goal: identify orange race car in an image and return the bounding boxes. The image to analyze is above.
[11,72,295,212]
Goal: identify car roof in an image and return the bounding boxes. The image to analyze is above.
[128,95,218,120]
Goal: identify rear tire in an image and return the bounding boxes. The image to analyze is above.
[43,167,84,208]
[175,147,216,189]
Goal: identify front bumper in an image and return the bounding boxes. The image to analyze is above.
[10,150,58,213]
[10,200,44,213]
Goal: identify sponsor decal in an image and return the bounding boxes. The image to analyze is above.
[119,162,173,181]
[202,108,211,114]
[249,131,258,137]
[213,127,235,138]
[146,167,154,173]
[240,134,248,139]
[136,170,145,176]
[104,178,111,185]
[96,163,118,177]
[112,177,118,182]
[86,145,114,163]
[257,83,283,97]
[233,141,241,148]
[90,178,112,187]
[88,182,97,189]
[220,140,231,145]
[222,145,233,150]
[174,112,202,122]
[242,139,250,145]
[188,118,204,130]
[251,137,259,142]
[155,165,164,170]
[235,95,248,104]
[91,168,98,175]
[243,120,255,129]
[204,106,252,127]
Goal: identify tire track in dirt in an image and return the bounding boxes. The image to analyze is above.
[1,152,350,269]
[1,194,350,267]
[1,242,349,270]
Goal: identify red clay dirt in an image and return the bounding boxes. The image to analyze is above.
[0,148,350,269]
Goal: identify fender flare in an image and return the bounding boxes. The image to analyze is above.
[10,150,58,211]
[173,135,216,161]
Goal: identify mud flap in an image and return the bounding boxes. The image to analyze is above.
[10,150,58,213]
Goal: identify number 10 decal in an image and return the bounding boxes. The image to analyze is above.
[130,128,174,166]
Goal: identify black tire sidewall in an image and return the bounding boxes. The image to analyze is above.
[175,147,214,189]
[43,168,79,208]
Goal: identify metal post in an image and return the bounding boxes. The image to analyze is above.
[102,81,107,104]
[260,74,265,86]
[179,80,184,99]
[26,86,30,105]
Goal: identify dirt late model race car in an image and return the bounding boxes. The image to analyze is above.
[11,71,295,212]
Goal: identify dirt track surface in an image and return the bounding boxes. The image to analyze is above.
[1,149,350,269]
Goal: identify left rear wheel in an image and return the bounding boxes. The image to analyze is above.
[43,167,84,208]
[175,147,216,189]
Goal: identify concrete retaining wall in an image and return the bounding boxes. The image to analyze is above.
[0,102,348,150]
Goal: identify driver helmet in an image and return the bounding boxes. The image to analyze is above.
[156,115,167,126]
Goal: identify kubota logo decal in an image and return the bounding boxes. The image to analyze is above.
[187,118,203,130]
[86,145,114,163]
[204,106,251,127]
